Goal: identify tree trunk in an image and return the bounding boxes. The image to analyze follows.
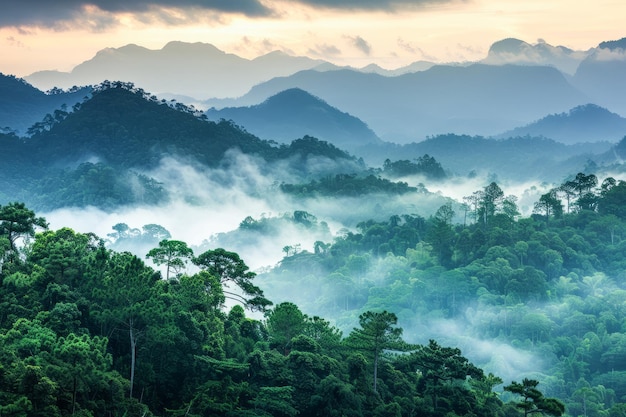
[130,320,137,399]
[373,351,379,393]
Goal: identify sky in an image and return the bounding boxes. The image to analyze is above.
[1,0,625,77]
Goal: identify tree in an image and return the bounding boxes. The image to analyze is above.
[146,239,193,280]
[572,173,598,197]
[501,195,521,225]
[92,252,160,399]
[504,378,565,417]
[46,333,115,415]
[252,386,298,417]
[345,310,411,393]
[427,213,455,266]
[469,182,505,226]
[265,302,306,355]
[0,202,48,255]
[598,179,626,218]
[533,189,563,221]
[482,182,505,222]
[559,180,578,213]
[434,202,455,226]
[141,224,171,241]
[410,339,485,413]
[193,248,272,311]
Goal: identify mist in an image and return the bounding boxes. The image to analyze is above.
[38,148,626,389]
[42,151,447,269]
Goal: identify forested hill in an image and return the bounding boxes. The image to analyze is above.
[354,134,612,180]
[0,202,564,417]
[0,73,90,136]
[497,104,626,145]
[23,82,275,169]
[0,82,367,210]
[205,88,383,152]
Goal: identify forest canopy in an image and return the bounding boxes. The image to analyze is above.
[0,200,575,417]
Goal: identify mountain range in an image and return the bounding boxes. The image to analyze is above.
[0,82,619,194]
[0,84,365,210]
[18,37,626,142]
[24,41,332,99]
[204,64,589,142]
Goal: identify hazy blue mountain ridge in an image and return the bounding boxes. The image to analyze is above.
[0,75,613,187]
[0,83,371,210]
[25,41,334,99]
[354,134,611,181]
[497,104,626,144]
[572,37,626,115]
[208,64,589,142]
[17,38,626,143]
[0,73,90,135]
[205,88,383,153]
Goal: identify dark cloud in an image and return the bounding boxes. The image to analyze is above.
[292,0,455,11]
[350,36,371,55]
[0,0,272,29]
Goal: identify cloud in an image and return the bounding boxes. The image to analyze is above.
[592,47,626,62]
[397,37,438,61]
[307,43,342,58]
[0,0,272,29]
[6,36,26,48]
[1,0,463,29]
[291,0,458,12]
[349,35,372,55]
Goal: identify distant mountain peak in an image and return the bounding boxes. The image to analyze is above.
[497,103,626,144]
[488,38,530,54]
[260,50,290,57]
[483,37,590,75]
[25,41,331,98]
[98,44,150,57]
[205,87,382,150]
[598,37,626,51]
[161,40,225,55]
[261,88,326,107]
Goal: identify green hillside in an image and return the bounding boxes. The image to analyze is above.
[0,201,567,417]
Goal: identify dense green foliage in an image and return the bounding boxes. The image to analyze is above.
[280,173,418,197]
[260,173,626,416]
[381,155,447,180]
[2,76,625,417]
[0,202,568,417]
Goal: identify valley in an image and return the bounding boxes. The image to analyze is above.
[1,35,626,417]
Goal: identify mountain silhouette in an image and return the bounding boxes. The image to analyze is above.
[0,73,90,135]
[23,83,276,169]
[25,41,333,99]
[572,37,626,116]
[206,88,383,152]
[497,104,626,144]
[481,38,589,75]
[205,64,589,143]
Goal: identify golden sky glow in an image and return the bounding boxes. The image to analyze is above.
[1,0,625,77]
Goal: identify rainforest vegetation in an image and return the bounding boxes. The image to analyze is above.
[2,168,626,416]
[2,81,626,417]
